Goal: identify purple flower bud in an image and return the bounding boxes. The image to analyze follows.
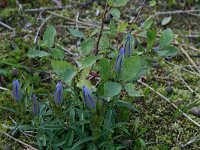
[83,86,95,109]
[124,34,131,56]
[32,95,40,115]
[115,47,125,73]
[54,81,63,105]
[12,79,21,102]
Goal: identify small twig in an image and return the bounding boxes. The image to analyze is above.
[55,43,78,56]
[167,62,200,77]
[16,0,23,13]
[178,34,200,38]
[0,131,38,150]
[154,9,200,16]
[138,79,200,128]
[75,12,79,29]
[177,74,200,99]
[95,3,109,55]
[47,11,100,28]
[187,12,200,17]
[178,45,200,74]
[131,0,147,24]
[0,21,15,31]
[24,6,71,12]
[180,134,200,147]
[0,86,9,91]
[34,14,52,44]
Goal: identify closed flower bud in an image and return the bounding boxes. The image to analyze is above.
[124,34,131,56]
[115,47,125,73]
[54,81,63,105]
[12,79,21,102]
[83,86,95,109]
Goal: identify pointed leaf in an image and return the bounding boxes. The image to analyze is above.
[104,81,122,97]
[68,28,85,38]
[159,28,174,49]
[125,83,142,97]
[121,55,141,81]
[43,26,56,48]
[27,50,50,58]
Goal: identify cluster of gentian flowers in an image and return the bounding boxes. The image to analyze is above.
[12,79,95,115]
[115,34,131,73]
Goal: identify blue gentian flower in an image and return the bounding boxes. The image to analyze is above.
[115,47,125,73]
[54,81,63,105]
[124,34,131,56]
[32,95,40,115]
[12,79,21,102]
[82,86,95,109]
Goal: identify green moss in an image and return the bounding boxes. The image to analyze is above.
[0,8,18,18]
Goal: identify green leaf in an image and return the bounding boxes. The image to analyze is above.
[43,26,56,48]
[0,106,17,113]
[159,28,174,49]
[110,8,120,20]
[150,0,156,6]
[63,68,76,85]
[51,60,76,84]
[161,16,172,26]
[113,0,129,7]
[115,100,139,112]
[27,49,50,58]
[68,28,85,38]
[99,34,111,50]
[121,55,141,81]
[142,18,153,30]
[104,81,122,97]
[98,58,111,81]
[0,69,9,76]
[109,20,117,37]
[107,0,114,7]
[117,22,128,32]
[78,55,100,69]
[157,46,179,57]
[51,48,64,60]
[65,130,74,147]
[125,83,142,97]
[77,68,92,89]
[147,29,156,50]
[104,109,115,127]
[71,137,95,149]
[51,60,72,76]
[80,38,95,55]
[87,143,98,150]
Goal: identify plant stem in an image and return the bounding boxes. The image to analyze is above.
[95,3,109,55]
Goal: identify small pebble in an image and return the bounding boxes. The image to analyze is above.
[189,107,200,117]
[165,87,173,94]
[152,62,160,69]
[167,81,174,86]
[165,56,173,62]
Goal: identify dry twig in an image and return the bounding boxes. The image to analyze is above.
[154,9,200,16]
[0,86,9,91]
[178,45,200,74]
[0,21,15,31]
[95,3,109,55]
[34,14,52,44]
[24,6,71,12]
[0,131,38,150]
[138,80,200,128]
